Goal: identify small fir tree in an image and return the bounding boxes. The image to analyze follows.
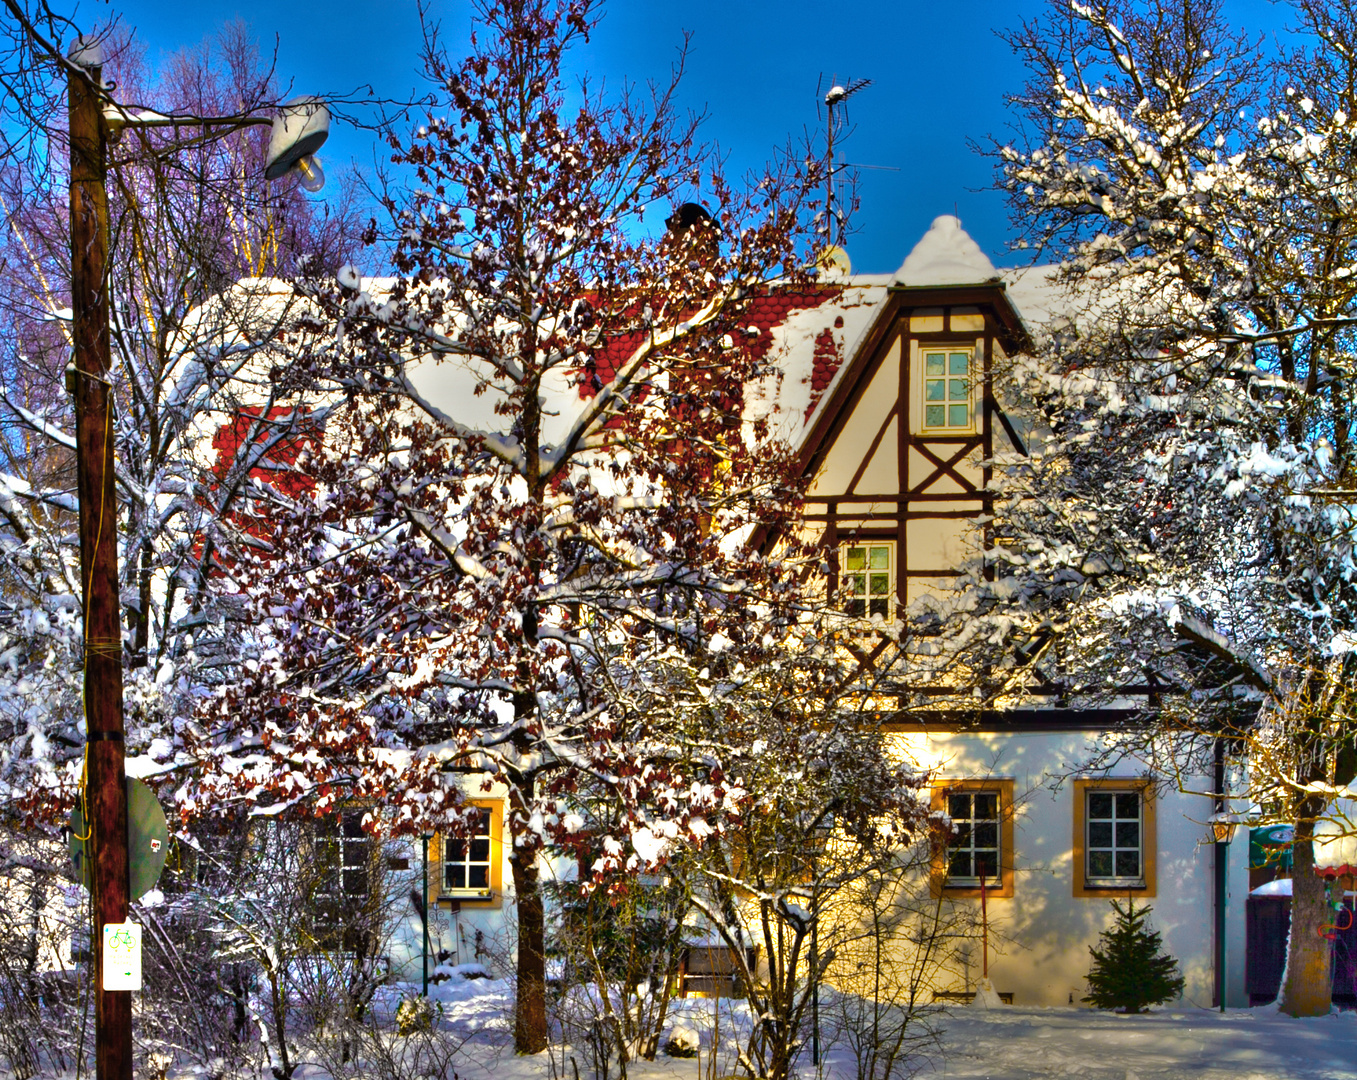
[1084,898,1185,1013]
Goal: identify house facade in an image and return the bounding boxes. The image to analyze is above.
[392,215,1250,1008]
[765,215,1248,1008]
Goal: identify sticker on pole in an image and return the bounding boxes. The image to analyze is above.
[102,922,141,991]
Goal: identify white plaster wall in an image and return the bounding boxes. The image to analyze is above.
[384,792,521,983]
[809,342,900,499]
[891,728,1232,1008]
[382,733,1251,1008]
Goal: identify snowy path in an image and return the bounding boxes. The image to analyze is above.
[918,1005,1357,1079]
[424,976,1357,1080]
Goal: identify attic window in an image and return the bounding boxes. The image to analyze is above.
[923,349,973,431]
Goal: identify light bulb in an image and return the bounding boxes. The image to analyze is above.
[296,154,325,193]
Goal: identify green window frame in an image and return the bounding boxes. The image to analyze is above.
[841,542,893,620]
[923,349,973,430]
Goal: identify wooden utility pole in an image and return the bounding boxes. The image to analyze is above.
[67,42,133,1080]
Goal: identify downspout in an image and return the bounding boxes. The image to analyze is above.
[1214,738,1226,1009]
[422,834,430,997]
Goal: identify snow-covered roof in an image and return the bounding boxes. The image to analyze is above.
[894,214,999,287]
[203,216,1064,464]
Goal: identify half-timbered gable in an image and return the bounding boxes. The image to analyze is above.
[794,217,1031,637]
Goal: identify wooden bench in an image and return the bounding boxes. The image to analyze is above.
[931,989,1013,1005]
[678,946,757,998]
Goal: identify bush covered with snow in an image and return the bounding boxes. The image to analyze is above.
[663,1025,700,1057]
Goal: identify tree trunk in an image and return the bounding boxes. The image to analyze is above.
[510,836,548,1053]
[1280,807,1334,1016]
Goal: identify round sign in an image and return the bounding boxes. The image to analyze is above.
[69,778,170,900]
[1255,824,1295,846]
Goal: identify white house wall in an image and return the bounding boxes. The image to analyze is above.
[892,727,1249,1007]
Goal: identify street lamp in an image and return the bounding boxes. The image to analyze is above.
[264,95,332,191]
[64,34,329,1080]
[1210,812,1239,1013]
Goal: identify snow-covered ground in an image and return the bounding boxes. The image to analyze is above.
[922,1004,1357,1079]
[412,974,1357,1080]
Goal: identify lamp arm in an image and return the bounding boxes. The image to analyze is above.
[104,104,275,134]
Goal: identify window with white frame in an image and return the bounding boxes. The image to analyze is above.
[922,349,973,430]
[313,810,379,952]
[841,542,893,619]
[946,789,1001,884]
[315,809,372,906]
[1085,790,1143,886]
[443,807,493,897]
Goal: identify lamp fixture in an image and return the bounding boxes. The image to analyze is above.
[265,96,331,189]
[1210,813,1239,845]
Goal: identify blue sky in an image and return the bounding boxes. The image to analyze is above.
[99,0,1295,274]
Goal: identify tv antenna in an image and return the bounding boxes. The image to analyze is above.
[817,74,871,245]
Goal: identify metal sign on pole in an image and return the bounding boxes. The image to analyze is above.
[70,778,170,900]
[101,923,143,992]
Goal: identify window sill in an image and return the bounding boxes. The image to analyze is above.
[441,889,493,901]
[939,881,1014,899]
[919,427,977,437]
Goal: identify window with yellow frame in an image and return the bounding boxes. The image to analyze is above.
[921,348,974,432]
[432,801,504,904]
[929,779,1015,898]
[840,541,894,620]
[1072,778,1156,897]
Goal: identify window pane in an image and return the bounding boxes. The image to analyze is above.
[1116,850,1141,877]
[949,794,970,819]
[469,865,490,889]
[1089,822,1113,847]
[948,404,969,427]
[1116,794,1141,818]
[869,573,889,595]
[925,379,945,401]
[1116,821,1140,848]
[975,822,997,848]
[1088,794,1113,818]
[869,547,890,569]
[926,354,945,376]
[446,838,466,861]
[845,547,866,570]
[949,379,968,401]
[1089,851,1114,877]
[926,405,945,427]
[470,837,490,862]
[847,598,865,617]
[343,867,368,896]
[869,597,888,618]
[974,793,998,820]
[953,822,972,847]
[850,576,866,596]
[949,353,969,375]
[446,865,466,890]
[948,851,972,878]
[975,852,998,878]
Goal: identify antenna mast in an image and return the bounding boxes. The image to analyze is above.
[820,75,871,247]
